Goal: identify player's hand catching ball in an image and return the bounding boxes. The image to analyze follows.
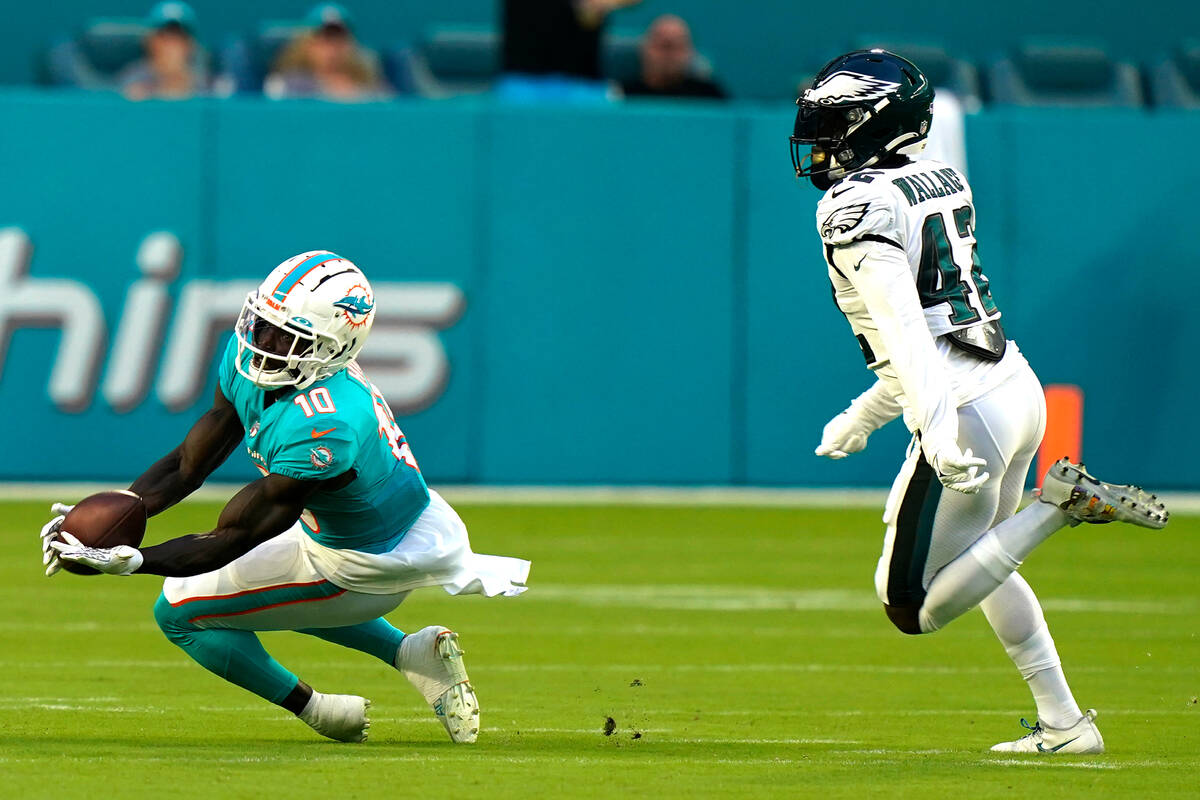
[931,444,989,494]
[50,532,144,576]
[39,502,75,577]
[815,411,872,459]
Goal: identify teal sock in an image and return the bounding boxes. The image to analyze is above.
[153,593,298,704]
[297,618,406,665]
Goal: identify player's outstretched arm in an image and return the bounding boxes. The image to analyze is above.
[51,472,337,577]
[132,471,339,577]
[129,387,245,517]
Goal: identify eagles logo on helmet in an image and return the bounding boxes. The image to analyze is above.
[806,72,902,105]
[791,49,934,191]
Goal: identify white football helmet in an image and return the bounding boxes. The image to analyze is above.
[235,250,376,389]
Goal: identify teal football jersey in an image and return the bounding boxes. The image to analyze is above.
[218,337,431,553]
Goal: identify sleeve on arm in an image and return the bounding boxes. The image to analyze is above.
[217,335,239,402]
[830,239,959,457]
[270,426,359,481]
[847,378,903,432]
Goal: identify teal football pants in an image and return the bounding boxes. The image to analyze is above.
[153,534,411,704]
[154,582,408,703]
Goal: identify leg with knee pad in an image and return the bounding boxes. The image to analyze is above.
[884,603,925,635]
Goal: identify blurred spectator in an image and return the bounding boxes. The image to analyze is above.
[119,2,211,100]
[621,15,725,100]
[502,0,642,79]
[264,3,390,101]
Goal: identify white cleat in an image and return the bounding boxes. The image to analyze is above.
[398,626,480,743]
[297,691,371,743]
[990,709,1105,754]
[1037,458,1169,529]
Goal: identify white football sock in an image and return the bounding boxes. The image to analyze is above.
[297,690,371,742]
[988,501,1069,564]
[981,574,1082,729]
[919,502,1067,632]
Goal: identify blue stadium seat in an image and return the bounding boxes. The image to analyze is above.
[404,25,500,96]
[786,54,843,99]
[380,45,419,96]
[45,16,213,91]
[986,39,1143,107]
[45,18,152,88]
[852,37,981,107]
[1149,40,1200,108]
[218,21,309,94]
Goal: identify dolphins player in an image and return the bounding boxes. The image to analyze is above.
[41,250,530,744]
[790,50,1168,752]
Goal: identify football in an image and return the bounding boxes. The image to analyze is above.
[58,491,148,575]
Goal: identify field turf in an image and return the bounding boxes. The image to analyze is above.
[1,498,1197,798]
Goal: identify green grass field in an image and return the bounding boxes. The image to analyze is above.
[1,498,1196,798]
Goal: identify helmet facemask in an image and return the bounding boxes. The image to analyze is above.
[235,291,345,390]
[791,100,887,190]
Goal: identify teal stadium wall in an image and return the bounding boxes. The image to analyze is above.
[0,93,1194,487]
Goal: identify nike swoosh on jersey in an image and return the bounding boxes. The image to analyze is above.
[1036,736,1081,753]
[830,186,852,198]
[311,427,337,438]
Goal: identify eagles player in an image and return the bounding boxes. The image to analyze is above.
[791,50,1169,753]
[39,251,531,744]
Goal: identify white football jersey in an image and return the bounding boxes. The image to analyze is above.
[817,157,1000,339]
[814,158,1026,452]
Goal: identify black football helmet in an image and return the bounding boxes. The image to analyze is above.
[791,49,934,190]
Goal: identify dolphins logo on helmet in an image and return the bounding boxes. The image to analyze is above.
[333,285,375,328]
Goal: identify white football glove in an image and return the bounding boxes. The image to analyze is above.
[815,411,872,459]
[39,502,75,577]
[931,444,990,494]
[49,531,144,576]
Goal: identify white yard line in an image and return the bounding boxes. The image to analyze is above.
[8,697,1192,718]
[0,754,858,766]
[982,759,1124,770]
[439,486,893,508]
[3,482,1197,510]
[0,482,885,507]
[524,584,1195,615]
[4,659,1196,678]
[0,752,1179,770]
